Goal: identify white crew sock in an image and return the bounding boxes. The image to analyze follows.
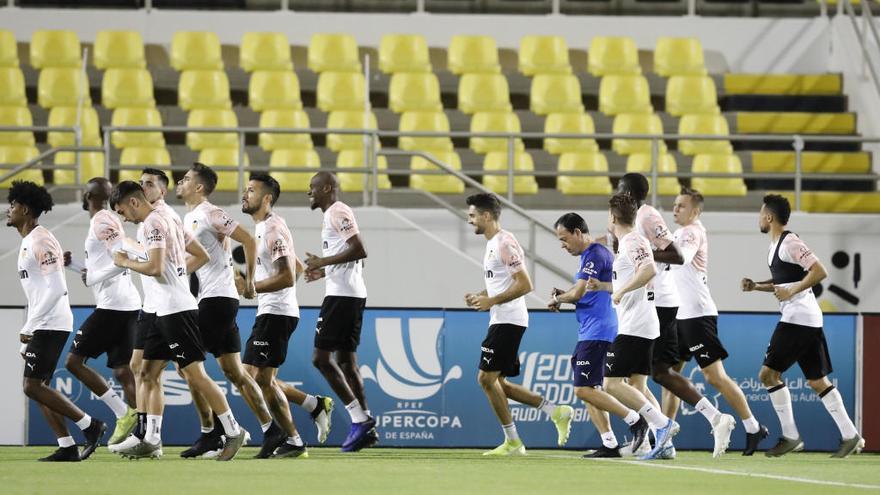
[601,431,619,449]
[742,416,760,434]
[57,436,75,448]
[768,385,799,439]
[217,410,241,437]
[286,434,304,447]
[820,387,858,439]
[622,410,640,426]
[638,403,669,430]
[261,421,272,433]
[695,397,721,424]
[502,423,520,442]
[75,414,92,430]
[345,400,368,423]
[201,425,213,434]
[539,398,557,416]
[99,389,129,419]
[145,415,162,445]
[301,394,318,413]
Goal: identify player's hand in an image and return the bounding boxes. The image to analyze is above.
[304,252,324,272]
[234,271,245,295]
[547,299,560,312]
[112,250,129,268]
[80,268,87,286]
[19,334,31,344]
[741,278,756,292]
[774,285,794,302]
[585,277,601,292]
[243,277,256,300]
[468,294,493,311]
[611,291,623,305]
[304,268,325,282]
[63,251,72,267]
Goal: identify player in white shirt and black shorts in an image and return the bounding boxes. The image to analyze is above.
[742,194,863,458]
[7,181,106,462]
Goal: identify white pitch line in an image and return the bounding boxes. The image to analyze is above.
[531,453,880,491]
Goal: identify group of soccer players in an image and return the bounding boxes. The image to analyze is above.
[8,166,375,461]
[464,173,864,459]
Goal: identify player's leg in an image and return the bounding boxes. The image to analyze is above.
[477,369,525,456]
[267,374,334,444]
[760,322,804,457]
[312,351,361,418]
[179,360,247,459]
[336,350,367,411]
[661,361,686,420]
[252,367,307,458]
[34,376,79,462]
[218,352,272,426]
[65,353,129,418]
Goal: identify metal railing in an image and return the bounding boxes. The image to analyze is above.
[844,0,880,102]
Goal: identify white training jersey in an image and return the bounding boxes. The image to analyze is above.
[483,230,529,327]
[321,201,367,298]
[672,220,718,319]
[612,231,659,339]
[139,200,191,314]
[84,210,141,311]
[184,201,239,301]
[255,213,300,317]
[768,233,823,328]
[18,226,73,335]
[138,207,198,317]
[636,204,680,308]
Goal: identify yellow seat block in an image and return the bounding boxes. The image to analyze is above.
[1,30,20,67]
[625,153,681,196]
[171,31,223,71]
[389,72,442,113]
[186,109,239,151]
[557,152,612,195]
[269,149,320,192]
[612,113,666,155]
[777,191,880,213]
[38,68,91,108]
[53,151,105,185]
[588,36,641,77]
[530,74,584,115]
[197,148,249,191]
[410,150,465,194]
[94,31,146,69]
[518,36,571,76]
[47,106,101,147]
[249,70,302,111]
[327,110,377,152]
[654,37,706,77]
[483,151,538,195]
[678,114,732,155]
[0,68,26,106]
[666,76,719,116]
[599,75,652,116]
[0,146,43,187]
[544,112,598,154]
[30,30,80,69]
[336,150,392,192]
[458,73,512,114]
[736,112,856,134]
[111,107,165,149]
[448,35,500,75]
[691,154,748,196]
[398,111,453,152]
[240,32,292,72]
[379,34,431,74]
[178,70,231,111]
[470,111,525,154]
[750,151,871,174]
[102,68,155,109]
[259,109,313,151]
[308,33,361,73]
[317,71,366,112]
[0,106,35,146]
[119,147,170,182]
[724,74,842,95]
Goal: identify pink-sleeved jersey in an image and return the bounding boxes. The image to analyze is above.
[321,201,367,298]
[137,208,197,317]
[768,233,823,327]
[184,201,239,301]
[612,231,659,339]
[139,200,191,314]
[84,210,141,311]
[255,213,300,317]
[636,204,679,308]
[672,220,717,319]
[483,229,528,327]
[18,226,73,335]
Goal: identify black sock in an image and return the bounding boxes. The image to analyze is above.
[134,413,147,439]
[211,414,223,436]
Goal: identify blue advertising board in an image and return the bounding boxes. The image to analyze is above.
[28,308,856,452]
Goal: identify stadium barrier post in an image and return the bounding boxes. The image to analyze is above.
[650,138,659,207]
[793,134,804,212]
[103,128,110,179]
[363,54,371,206]
[237,131,245,199]
[507,136,515,202]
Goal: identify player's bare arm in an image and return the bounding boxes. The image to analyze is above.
[742,278,775,292]
[774,261,827,302]
[470,269,533,311]
[255,256,294,293]
[229,225,257,298]
[304,233,367,271]
[114,247,164,277]
[652,242,684,265]
[184,238,209,274]
[612,262,656,305]
[551,279,589,310]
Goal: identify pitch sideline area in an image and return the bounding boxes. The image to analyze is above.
[0,447,877,494]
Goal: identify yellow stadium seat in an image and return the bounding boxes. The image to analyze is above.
[777,191,880,214]
[448,35,500,75]
[751,151,870,174]
[335,150,392,191]
[666,76,719,116]
[518,36,571,76]
[678,114,732,155]
[458,73,512,114]
[38,68,90,108]
[30,30,80,69]
[0,146,43,187]
[118,147,170,182]
[240,32,292,72]
[47,106,101,147]
[691,154,748,196]
[258,109,313,151]
[198,148,249,192]
[317,71,366,112]
[626,153,680,196]
[557,152,612,195]
[483,151,538,195]
[389,72,442,113]
[398,111,453,152]
[410,150,465,194]
[543,112,598,154]
[249,70,302,112]
[1,30,19,67]
[308,33,361,73]
[0,106,35,146]
[654,37,706,77]
[530,74,584,115]
[612,113,666,155]
[269,149,320,192]
[379,34,431,74]
[111,108,165,149]
[327,110,377,152]
[178,70,231,111]
[53,151,105,185]
[102,68,155,109]
[724,74,841,96]
[588,36,641,77]
[0,68,26,106]
[736,112,855,134]
[470,111,525,154]
[171,31,223,71]
[599,75,652,116]
[94,31,146,69]
[187,109,239,151]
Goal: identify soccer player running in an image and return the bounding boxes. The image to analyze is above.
[7,180,106,462]
[671,188,767,456]
[742,194,863,458]
[63,177,140,447]
[463,193,573,456]
[111,181,248,461]
[548,212,649,458]
[304,171,376,452]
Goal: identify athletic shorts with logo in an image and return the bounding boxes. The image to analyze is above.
[70,309,138,368]
[243,314,299,368]
[197,297,241,356]
[314,296,365,352]
[652,306,680,368]
[571,339,612,387]
[605,334,655,378]
[764,321,832,380]
[479,323,526,377]
[678,315,728,368]
[147,310,206,368]
[23,330,70,380]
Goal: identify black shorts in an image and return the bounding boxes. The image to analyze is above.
[197,297,242,356]
[479,324,527,377]
[764,321,833,380]
[243,314,299,368]
[70,309,138,368]
[134,311,155,351]
[150,310,206,368]
[678,316,729,369]
[23,330,70,380]
[605,334,654,378]
[652,306,680,369]
[571,340,612,388]
[314,296,366,352]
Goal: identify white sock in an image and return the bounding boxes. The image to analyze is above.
[99,389,129,419]
[502,423,520,442]
[638,403,669,430]
[57,436,75,448]
[261,421,272,433]
[820,387,858,439]
[622,410,640,426]
[201,425,213,434]
[768,385,799,439]
[286,434,304,447]
[301,395,318,413]
[742,416,760,434]
[539,398,557,416]
[217,410,241,437]
[75,414,92,430]
[345,400,368,423]
[601,431,618,449]
[696,397,720,424]
[145,415,162,445]
[364,409,372,417]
